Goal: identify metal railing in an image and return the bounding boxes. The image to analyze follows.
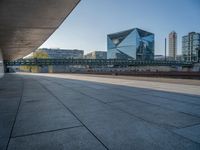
[4,59,193,67]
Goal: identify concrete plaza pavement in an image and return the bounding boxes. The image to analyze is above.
[0,73,200,150]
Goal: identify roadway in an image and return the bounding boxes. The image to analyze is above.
[1,73,200,150]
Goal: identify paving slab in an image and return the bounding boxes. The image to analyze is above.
[18,98,63,113]
[110,100,200,128]
[36,73,200,148]
[125,94,200,117]
[55,92,111,114]
[38,80,114,114]
[1,73,200,150]
[0,91,21,99]
[8,127,106,150]
[0,99,19,113]
[174,124,200,144]
[146,90,200,105]
[77,109,200,150]
[0,137,8,150]
[0,113,15,138]
[12,107,81,137]
[41,78,135,103]
[0,74,22,150]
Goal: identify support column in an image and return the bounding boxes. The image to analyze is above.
[0,48,4,78]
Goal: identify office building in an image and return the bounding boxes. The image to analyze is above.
[168,31,177,60]
[85,51,107,59]
[107,28,154,60]
[36,48,84,59]
[182,32,200,61]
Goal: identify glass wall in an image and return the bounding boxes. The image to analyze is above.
[107,28,154,60]
[182,32,200,62]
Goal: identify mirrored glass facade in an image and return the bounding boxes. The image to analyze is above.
[107,28,154,60]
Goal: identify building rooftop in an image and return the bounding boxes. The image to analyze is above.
[108,28,154,39]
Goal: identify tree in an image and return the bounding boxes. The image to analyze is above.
[32,51,49,59]
[20,50,49,72]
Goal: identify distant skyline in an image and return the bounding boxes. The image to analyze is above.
[40,0,200,55]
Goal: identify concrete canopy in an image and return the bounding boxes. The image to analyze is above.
[0,0,80,60]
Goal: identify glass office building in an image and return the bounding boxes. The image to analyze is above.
[182,32,200,62]
[107,28,154,60]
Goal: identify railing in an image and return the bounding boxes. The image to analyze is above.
[4,59,194,67]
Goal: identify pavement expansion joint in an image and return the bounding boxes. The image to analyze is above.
[36,79,110,150]
[2,73,200,150]
[5,77,24,150]
[175,123,200,130]
[11,125,83,139]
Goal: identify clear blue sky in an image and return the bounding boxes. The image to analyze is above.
[41,0,200,55]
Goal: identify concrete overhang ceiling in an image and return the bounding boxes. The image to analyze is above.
[0,0,80,60]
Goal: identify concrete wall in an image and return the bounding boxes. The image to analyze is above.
[48,65,87,73]
[48,65,66,73]
[85,66,175,73]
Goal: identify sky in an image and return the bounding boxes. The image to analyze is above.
[40,0,200,55]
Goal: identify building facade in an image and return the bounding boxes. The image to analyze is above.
[154,55,165,61]
[36,48,84,59]
[154,54,183,61]
[107,28,154,60]
[84,51,107,59]
[175,55,183,61]
[168,31,177,60]
[182,32,200,62]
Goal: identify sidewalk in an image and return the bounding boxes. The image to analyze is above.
[0,73,200,150]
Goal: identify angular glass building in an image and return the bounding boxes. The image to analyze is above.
[107,28,154,60]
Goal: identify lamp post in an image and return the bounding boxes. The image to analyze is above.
[165,38,167,61]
